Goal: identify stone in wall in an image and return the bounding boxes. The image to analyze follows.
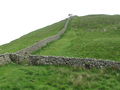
[0,54,11,65]
[9,54,29,64]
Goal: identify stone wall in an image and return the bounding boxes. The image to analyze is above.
[0,17,71,66]
[28,55,120,69]
[16,17,71,55]
[7,54,120,69]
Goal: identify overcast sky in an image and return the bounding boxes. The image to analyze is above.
[0,0,120,45]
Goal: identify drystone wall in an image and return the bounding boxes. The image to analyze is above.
[0,53,120,69]
[6,54,120,69]
[0,17,71,66]
[29,55,120,69]
[16,17,71,55]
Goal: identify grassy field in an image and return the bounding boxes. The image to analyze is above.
[0,19,66,54]
[0,64,120,90]
[0,15,120,89]
[34,15,120,61]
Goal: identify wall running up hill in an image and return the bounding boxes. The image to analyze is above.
[1,16,120,70]
[16,17,71,55]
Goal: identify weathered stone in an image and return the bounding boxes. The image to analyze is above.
[0,54,11,65]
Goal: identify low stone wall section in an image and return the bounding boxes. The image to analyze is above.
[29,55,120,69]
[4,54,120,70]
[16,17,71,55]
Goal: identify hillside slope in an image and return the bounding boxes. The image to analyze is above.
[0,15,120,89]
[0,19,66,54]
[34,15,120,61]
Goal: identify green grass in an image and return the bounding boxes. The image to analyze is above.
[0,64,120,90]
[0,19,66,54]
[34,15,120,61]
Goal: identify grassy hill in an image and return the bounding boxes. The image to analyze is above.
[34,15,120,61]
[0,19,66,54]
[0,15,120,89]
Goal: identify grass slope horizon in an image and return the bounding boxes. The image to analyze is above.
[34,15,120,61]
[0,19,66,54]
